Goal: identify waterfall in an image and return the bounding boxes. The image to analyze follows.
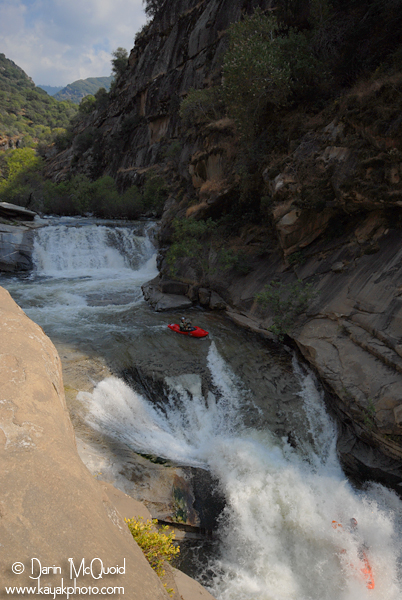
[79,342,402,600]
[32,221,156,277]
[4,218,158,338]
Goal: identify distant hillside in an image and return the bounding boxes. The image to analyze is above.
[37,84,64,96]
[0,53,77,148]
[53,76,114,104]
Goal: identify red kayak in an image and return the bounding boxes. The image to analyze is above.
[168,324,209,338]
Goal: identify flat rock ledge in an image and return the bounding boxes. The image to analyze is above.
[0,286,215,600]
[142,276,227,312]
[142,277,193,311]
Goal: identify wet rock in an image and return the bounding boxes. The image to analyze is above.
[209,291,226,310]
[0,223,35,272]
[155,294,193,312]
[142,277,193,311]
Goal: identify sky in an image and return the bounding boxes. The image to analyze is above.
[0,0,148,86]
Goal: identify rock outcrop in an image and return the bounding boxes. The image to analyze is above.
[0,221,37,272]
[0,287,216,599]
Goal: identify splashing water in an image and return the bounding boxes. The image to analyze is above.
[2,219,158,338]
[79,342,402,600]
[33,223,154,277]
[80,342,248,467]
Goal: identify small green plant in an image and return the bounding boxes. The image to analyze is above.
[166,218,216,281]
[142,171,168,216]
[179,86,224,126]
[163,140,182,164]
[219,248,252,275]
[288,250,306,266]
[125,517,179,578]
[256,279,317,339]
[367,398,376,417]
[363,398,376,430]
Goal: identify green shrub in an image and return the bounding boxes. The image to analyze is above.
[143,0,165,19]
[223,9,319,137]
[179,86,224,126]
[0,147,44,205]
[94,87,109,110]
[163,140,182,164]
[111,47,128,79]
[119,113,145,142]
[256,279,317,339]
[219,248,252,275]
[78,95,96,114]
[143,172,168,215]
[166,218,216,280]
[125,517,179,578]
[118,185,144,219]
[73,128,96,156]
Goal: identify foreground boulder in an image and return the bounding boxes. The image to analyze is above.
[0,287,169,598]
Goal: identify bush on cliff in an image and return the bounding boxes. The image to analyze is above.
[179,86,224,126]
[143,0,165,19]
[125,517,179,579]
[111,47,129,79]
[256,279,317,339]
[222,9,320,138]
[166,218,216,282]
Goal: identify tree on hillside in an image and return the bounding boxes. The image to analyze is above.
[143,0,165,18]
[111,48,128,79]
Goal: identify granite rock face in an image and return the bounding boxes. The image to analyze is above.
[219,223,402,492]
[0,222,35,272]
[0,286,169,598]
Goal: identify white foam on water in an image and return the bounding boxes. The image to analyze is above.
[32,224,154,278]
[79,342,247,467]
[6,221,158,333]
[79,342,402,600]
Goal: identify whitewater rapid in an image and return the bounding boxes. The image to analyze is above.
[80,344,402,600]
[3,218,158,338]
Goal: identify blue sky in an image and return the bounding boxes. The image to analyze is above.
[0,0,147,86]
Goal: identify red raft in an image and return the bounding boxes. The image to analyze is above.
[168,324,209,338]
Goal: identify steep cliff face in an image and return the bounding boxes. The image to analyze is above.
[45,0,272,185]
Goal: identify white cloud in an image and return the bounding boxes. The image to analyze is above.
[0,0,147,85]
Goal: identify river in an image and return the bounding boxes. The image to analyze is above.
[1,217,401,600]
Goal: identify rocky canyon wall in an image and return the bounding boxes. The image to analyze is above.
[43,0,402,493]
[44,0,273,186]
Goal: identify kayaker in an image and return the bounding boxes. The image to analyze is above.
[333,518,374,589]
[180,317,192,331]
